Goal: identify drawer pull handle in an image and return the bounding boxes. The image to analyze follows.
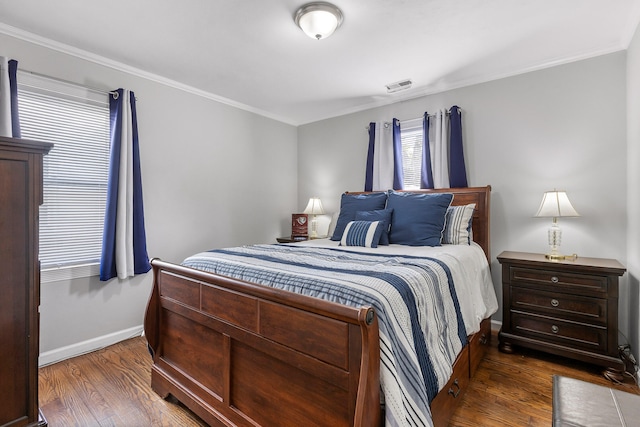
[551,276,559,284]
[551,325,559,334]
[448,379,461,398]
[551,299,559,307]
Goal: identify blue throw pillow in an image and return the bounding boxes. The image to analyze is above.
[355,208,393,245]
[340,220,384,248]
[386,191,453,246]
[330,192,388,241]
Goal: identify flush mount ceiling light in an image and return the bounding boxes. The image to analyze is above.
[294,2,343,40]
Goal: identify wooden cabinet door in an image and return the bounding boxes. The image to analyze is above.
[0,136,50,427]
[0,149,32,425]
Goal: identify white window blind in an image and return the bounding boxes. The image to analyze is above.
[400,122,423,189]
[17,73,110,282]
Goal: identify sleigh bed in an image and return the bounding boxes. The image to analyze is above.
[144,186,497,427]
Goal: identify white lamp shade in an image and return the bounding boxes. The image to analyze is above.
[303,197,325,215]
[534,190,580,218]
[295,2,343,40]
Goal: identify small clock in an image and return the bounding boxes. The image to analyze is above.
[291,213,308,237]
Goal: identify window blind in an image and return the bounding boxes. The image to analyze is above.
[18,73,110,279]
[400,125,423,189]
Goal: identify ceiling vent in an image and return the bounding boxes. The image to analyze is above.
[386,79,412,93]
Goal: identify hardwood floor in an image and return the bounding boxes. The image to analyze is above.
[450,330,639,426]
[39,331,639,426]
[38,337,207,427]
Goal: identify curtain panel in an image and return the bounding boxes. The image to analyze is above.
[100,88,151,281]
[420,112,434,189]
[365,106,468,191]
[448,105,468,187]
[419,105,468,189]
[0,56,21,137]
[364,119,403,191]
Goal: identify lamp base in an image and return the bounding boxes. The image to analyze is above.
[544,253,578,261]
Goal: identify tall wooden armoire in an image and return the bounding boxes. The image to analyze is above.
[0,136,52,427]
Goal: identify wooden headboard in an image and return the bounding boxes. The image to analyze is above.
[350,186,492,262]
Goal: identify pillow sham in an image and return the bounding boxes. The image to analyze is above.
[386,191,453,246]
[330,192,387,241]
[340,220,384,248]
[354,208,393,245]
[442,203,476,245]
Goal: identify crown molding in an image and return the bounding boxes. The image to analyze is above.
[0,23,297,126]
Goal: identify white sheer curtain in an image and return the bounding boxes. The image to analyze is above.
[431,109,450,188]
[369,121,395,191]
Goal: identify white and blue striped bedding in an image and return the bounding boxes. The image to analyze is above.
[183,241,497,427]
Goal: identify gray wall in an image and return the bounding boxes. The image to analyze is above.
[298,53,630,338]
[3,26,637,365]
[0,32,298,361]
[627,24,640,362]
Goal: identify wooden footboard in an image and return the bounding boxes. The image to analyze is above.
[144,259,381,427]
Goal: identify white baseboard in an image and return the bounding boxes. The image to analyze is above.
[39,325,144,367]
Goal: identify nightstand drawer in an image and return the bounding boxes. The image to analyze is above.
[511,267,608,295]
[511,311,607,352]
[511,287,607,325]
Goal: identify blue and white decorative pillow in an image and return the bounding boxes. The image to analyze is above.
[354,208,393,245]
[442,203,476,245]
[340,220,384,248]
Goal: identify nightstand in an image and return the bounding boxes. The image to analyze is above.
[276,236,308,243]
[497,251,626,379]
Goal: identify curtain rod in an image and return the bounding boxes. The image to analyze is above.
[364,108,461,131]
[18,68,129,100]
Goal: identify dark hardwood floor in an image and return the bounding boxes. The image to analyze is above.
[39,330,639,426]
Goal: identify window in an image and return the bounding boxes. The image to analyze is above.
[18,72,110,282]
[400,120,423,189]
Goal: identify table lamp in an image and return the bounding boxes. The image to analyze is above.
[534,190,580,260]
[303,197,325,239]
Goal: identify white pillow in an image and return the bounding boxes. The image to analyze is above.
[442,203,475,245]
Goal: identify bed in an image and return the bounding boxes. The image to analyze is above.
[144,186,497,427]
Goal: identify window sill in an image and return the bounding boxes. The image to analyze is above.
[41,263,100,284]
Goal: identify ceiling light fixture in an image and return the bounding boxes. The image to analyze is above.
[294,2,343,40]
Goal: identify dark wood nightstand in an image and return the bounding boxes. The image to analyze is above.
[497,251,626,379]
[276,236,308,243]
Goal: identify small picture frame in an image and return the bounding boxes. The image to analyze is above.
[291,213,308,237]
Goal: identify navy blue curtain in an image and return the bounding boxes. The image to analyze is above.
[8,59,20,137]
[448,105,468,187]
[392,118,403,190]
[100,89,151,281]
[101,90,123,281]
[364,122,375,191]
[420,112,434,189]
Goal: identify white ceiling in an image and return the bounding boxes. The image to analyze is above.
[1,0,639,126]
